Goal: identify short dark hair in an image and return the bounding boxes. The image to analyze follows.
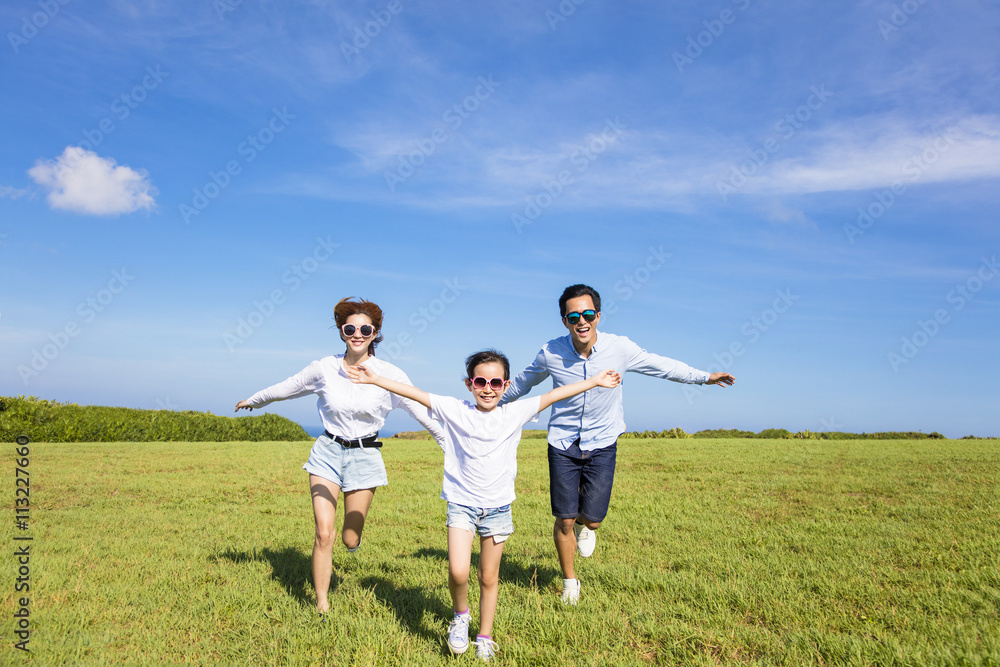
[464,349,510,380]
[559,284,601,316]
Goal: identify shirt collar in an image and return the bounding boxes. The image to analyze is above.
[564,330,600,358]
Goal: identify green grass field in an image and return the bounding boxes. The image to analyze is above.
[3,437,998,666]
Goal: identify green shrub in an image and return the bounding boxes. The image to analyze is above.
[620,427,689,439]
[0,396,310,443]
[756,428,792,439]
[621,427,973,440]
[692,428,757,439]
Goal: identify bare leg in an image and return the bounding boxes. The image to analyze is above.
[341,487,376,550]
[553,517,578,579]
[447,527,475,613]
[309,475,341,614]
[477,536,506,637]
[554,516,602,579]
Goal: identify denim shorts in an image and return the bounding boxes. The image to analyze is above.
[302,434,388,492]
[548,440,617,523]
[446,502,514,543]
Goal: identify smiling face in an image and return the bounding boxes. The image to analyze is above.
[340,313,376,357]
[465,360,509,412]
[562,294,601,352]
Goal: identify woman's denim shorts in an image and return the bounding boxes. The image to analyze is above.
[303,434,388,492]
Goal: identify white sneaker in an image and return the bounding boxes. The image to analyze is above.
[561,578,580,605]
[447,613,470,654]
[574,523,596,557]
[473,637,499,662]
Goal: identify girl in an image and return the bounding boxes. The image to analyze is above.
[348,349,619,661]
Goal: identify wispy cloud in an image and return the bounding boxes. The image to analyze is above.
[750,115,1000,194]
[0,185,28,199]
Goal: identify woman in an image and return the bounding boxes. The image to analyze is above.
[235,297,442,616]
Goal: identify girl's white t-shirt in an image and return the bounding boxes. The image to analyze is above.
[428,394,542,508]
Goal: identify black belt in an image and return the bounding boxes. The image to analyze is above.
[324,431,382,449]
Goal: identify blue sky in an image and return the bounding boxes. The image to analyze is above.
[2,1,998,438]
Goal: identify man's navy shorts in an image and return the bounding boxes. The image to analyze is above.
[547,439,617,523]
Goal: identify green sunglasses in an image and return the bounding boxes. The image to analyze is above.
[564,310,597,325]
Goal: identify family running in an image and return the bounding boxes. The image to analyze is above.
[235,283,735,662]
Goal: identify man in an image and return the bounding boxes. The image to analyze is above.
[502,284,735,604]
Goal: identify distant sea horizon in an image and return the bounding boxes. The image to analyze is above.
[302,425,401,438]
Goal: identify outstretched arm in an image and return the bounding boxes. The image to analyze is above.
[537,369,620,413]
[501,349,550,404]
[346,364,432,410]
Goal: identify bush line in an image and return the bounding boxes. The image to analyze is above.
[0,396,310,443]
[620,427,998,440]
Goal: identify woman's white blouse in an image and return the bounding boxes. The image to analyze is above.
[245,355,444,443]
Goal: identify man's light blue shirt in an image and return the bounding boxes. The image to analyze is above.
[502,331,710,452]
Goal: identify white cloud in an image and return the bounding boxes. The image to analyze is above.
[0,185,28,199]
[28,147,157,216]
[746,115,1000,195]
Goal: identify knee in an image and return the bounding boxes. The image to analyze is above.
[555,518,576,535]
[342,533,361,550]
[314,525,335,549]
[449,563,470,584]
[478,567,498,590]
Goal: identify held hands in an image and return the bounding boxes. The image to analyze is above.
[234,400,252,412]
[594,369,621,388]
[707,372,735,387]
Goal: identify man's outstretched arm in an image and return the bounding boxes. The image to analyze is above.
[501,349,550,404]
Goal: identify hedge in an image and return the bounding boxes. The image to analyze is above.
[0,396,310,443]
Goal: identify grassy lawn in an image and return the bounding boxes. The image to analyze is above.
[2,437,998,665]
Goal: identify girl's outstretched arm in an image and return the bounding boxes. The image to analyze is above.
[537,369,620,412]
[347,364,433,410]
